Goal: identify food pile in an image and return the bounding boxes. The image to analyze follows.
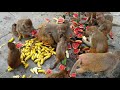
[65,12,90,55]
[7,37,56,76]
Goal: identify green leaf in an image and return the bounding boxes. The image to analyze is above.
[61,58,67,65]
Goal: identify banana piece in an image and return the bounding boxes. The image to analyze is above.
[38,69,46,74]
[22,75,26,78]
[7,66,14,72]
[8,37,15,42]
[13,75,20,78]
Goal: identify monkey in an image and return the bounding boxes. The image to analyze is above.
[7,42,21,69]
[12,19,34,41]
[36,20,75,48]
[46,69,69,78]
[50,34,67,69]
[83,12,97,25]
[82,26,108,53]
[95,12,113,40]
[70,50,120,78]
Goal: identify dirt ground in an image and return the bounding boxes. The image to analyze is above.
[0,12,120,78]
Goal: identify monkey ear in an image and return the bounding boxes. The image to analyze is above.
[8,42,16,50]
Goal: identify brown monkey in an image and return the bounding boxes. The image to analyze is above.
[7,42,21,69]
[96,12,112,39]
[70,51,120,78]
[46,69,69,78]
[82,26,108,53]
[12,19,34,41]
[84,12,97,25]
[50,34,67,69]
[36,20,75,48]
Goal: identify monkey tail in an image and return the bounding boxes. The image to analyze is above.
[70,59,82,75]
[112,23,120,27]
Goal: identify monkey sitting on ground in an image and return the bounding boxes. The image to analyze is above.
[50,34,67,69]
[82,26,108,53]
[70,50,120,78]
[7,42,21,69]
[12,19,34,41]
[46,69,69,78]
[96,12,113,40]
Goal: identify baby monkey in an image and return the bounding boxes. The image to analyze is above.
[7,42,21,69]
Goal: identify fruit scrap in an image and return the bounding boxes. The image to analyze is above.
[66,50,69,58]
[30,67,44,74]
[76,33,83,38]
[16,43,23,48]
[13,75,20,78]
[38,69,46,74]
[73,49,80,54]
[22,75,26,78]
[7,66,14,72]
[75,40,82,44]
[8,37,15,42]
[70,73,76,78]
[21,61,29,69]
[72,42,80,49]
[20,38,56,68]
[46,69,52,74]
[59,64,66,71]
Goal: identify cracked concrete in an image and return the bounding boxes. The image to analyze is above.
[0,12,120,78]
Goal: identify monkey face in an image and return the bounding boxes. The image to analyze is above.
[8,42,16,50]
[85,26,97,36]
[22,19,34,35]
[96,12,104,20]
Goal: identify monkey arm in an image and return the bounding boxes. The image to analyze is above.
[98,24,106,32]
[82,36,91,47]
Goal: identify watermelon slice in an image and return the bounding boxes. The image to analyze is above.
[46,69,52,74]
[74,27,83,34]
[67,43,72,49]
[74,49,80,54]
[70,24,75,30]
[76,33,83,38]
[70,73,76,78]
[31,30,37,36]
[72,21,78,26]
[75,40,82,44]
[79,24,84,29]
[73,13,78,19]
[82,46,90,51]
[59,64,66,71]
[74,29,79,35]
[16,43,23,49]
[72,42,80,49]
[58,17,65,24]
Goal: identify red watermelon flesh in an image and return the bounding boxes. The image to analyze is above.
[79,24,84,29]
[76,33,83,38]
[73,49,80,54]
[72,42,80,49]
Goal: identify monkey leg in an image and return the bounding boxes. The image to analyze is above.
[89,48,96,53]
[12,23,18,37]
[76,68,86,74]
[50,58,60,70]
